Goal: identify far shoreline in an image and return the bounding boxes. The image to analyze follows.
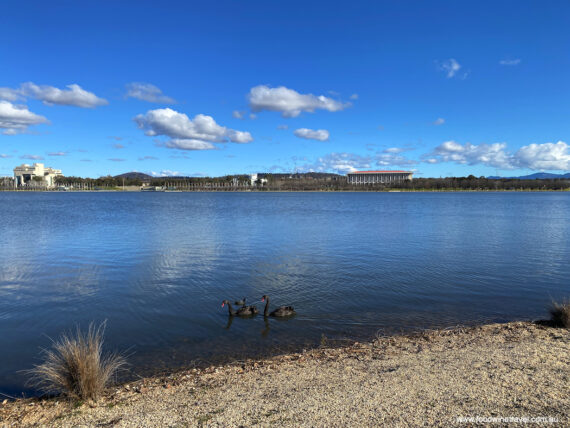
[1,188,569,193]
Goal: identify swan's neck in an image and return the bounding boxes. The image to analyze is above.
[264,297,270,317]
[226,302,236,316]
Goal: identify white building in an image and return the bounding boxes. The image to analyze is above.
[249,173,267,186]
[13,163,63,188]
[347,170,413,185]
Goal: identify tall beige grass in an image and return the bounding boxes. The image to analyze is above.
[549,299,570,328]
[28,322,126,400]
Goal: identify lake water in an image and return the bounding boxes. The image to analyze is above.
[1,192,569,396]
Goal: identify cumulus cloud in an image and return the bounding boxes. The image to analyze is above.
[433,117,445,125]
[0,154,13,158]
[350,93,359,100]
[0,87,22,102]
[0,100,50,135]
[500,58,521,66]
[48,151,67,156]
[293,128,330,141]
[439,59,461,78]
[428,140,512,168]
[427,140,570,171]
[125,82,175,103]
[513,141,570,170]
[277,124,289,130]
[134,108,253,151]
[20,82,108,108]
[248,85,351,117]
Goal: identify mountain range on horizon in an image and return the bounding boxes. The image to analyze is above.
[487,172,570,180]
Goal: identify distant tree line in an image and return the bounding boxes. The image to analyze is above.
[41,173,570,191]
[397,175,570,191]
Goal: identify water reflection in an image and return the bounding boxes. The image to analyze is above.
[1,192,569,396]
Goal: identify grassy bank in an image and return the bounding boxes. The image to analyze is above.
[1,321,568,427]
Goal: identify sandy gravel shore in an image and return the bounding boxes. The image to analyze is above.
[1,321,568,427]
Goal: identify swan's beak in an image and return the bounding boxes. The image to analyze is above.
[221,303,225,307]
[261,298,265,302]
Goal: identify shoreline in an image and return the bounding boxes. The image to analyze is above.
[1,188,569,193]
[1,320,568,427]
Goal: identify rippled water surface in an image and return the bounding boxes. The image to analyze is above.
[1,192,569,395]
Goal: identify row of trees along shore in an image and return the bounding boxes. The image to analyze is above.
[1,173,569,191]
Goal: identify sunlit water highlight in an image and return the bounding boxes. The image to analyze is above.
[1,192,569,395]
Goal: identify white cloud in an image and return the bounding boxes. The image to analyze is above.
[300,151,416,174]
[163,139,216,151]
[277,124,289,130]
[125,82,175,103]
[48,151,67,156]
[249,113,257,120]
[0,87,22,102]
[20,82,108,108]
[383,147,407,154]
[302,152,371,173]
[134,108,253,151]
[350,93,359,100]
[429,140,512,168]
[376,153,418,166]
[439,59,461,78]
[248,85,351,118]
[513,141,570,171]
[293,128,330,141]
[0,100,50,135]
[433,117,445,125]
[150,170,182,177]
[427,140,570,171]
[232,110,245,119]
[0,154,13,158]
[227,129,253,143]
[500,58,521,66]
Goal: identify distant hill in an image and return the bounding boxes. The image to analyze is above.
[115,172,154,180]
[487,172,570,180]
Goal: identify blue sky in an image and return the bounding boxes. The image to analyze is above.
[1,0,569,178]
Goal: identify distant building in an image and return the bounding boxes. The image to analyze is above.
[249,173,267,186]
[347,170,413,185]
[13,163,62,188]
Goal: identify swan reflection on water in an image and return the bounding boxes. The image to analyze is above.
[224,312,293,337]
[221,296,296,336]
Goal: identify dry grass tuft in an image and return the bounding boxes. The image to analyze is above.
[549,299,570,328]
[28,321,126,401]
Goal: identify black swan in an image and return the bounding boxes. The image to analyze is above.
[234,297,246,306]
[221,300,258,316]
[261,295,296,317]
